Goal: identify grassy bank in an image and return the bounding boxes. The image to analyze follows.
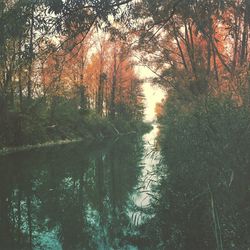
[0,111,152,156]
[0,138,83,156]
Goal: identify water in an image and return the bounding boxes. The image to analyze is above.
[0,125,160,250]
[129,124,161,226]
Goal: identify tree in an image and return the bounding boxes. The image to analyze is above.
[132,0,249,101]
[0,0,136,147]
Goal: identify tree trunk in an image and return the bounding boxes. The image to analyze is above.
[27,3,35,101]
[110,48,117,119]
[240,2,249,65]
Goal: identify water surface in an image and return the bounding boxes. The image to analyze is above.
[0,125,160,250]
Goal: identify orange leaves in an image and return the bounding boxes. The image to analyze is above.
[156,8,247,96]
[41,31,142,116]
[41,32,93,96]
[155,101,164,119]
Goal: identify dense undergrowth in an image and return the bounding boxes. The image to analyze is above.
[0,97,150,150]
[139,93,250,249]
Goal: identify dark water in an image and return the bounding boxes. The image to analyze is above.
[0,126,159,250]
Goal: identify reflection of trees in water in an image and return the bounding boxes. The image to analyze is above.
[0,136,144,249]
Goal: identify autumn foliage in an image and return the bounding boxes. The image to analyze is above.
[42,33,144,120]
[139,0,250,104]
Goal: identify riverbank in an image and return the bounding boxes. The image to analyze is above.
[0,138,84,156]
[0,119,152,156]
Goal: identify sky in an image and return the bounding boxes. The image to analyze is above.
[143,82,165,122]
[135,66,166,122]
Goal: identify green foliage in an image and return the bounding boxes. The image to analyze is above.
[84,111,115,139]
[149,95,250,249]
[0,95,147,149]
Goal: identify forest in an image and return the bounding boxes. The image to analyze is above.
[0,0,146,148]
[1,0,250,249]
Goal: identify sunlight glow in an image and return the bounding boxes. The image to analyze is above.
[143,82,165,122]
[135,65,166,122]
